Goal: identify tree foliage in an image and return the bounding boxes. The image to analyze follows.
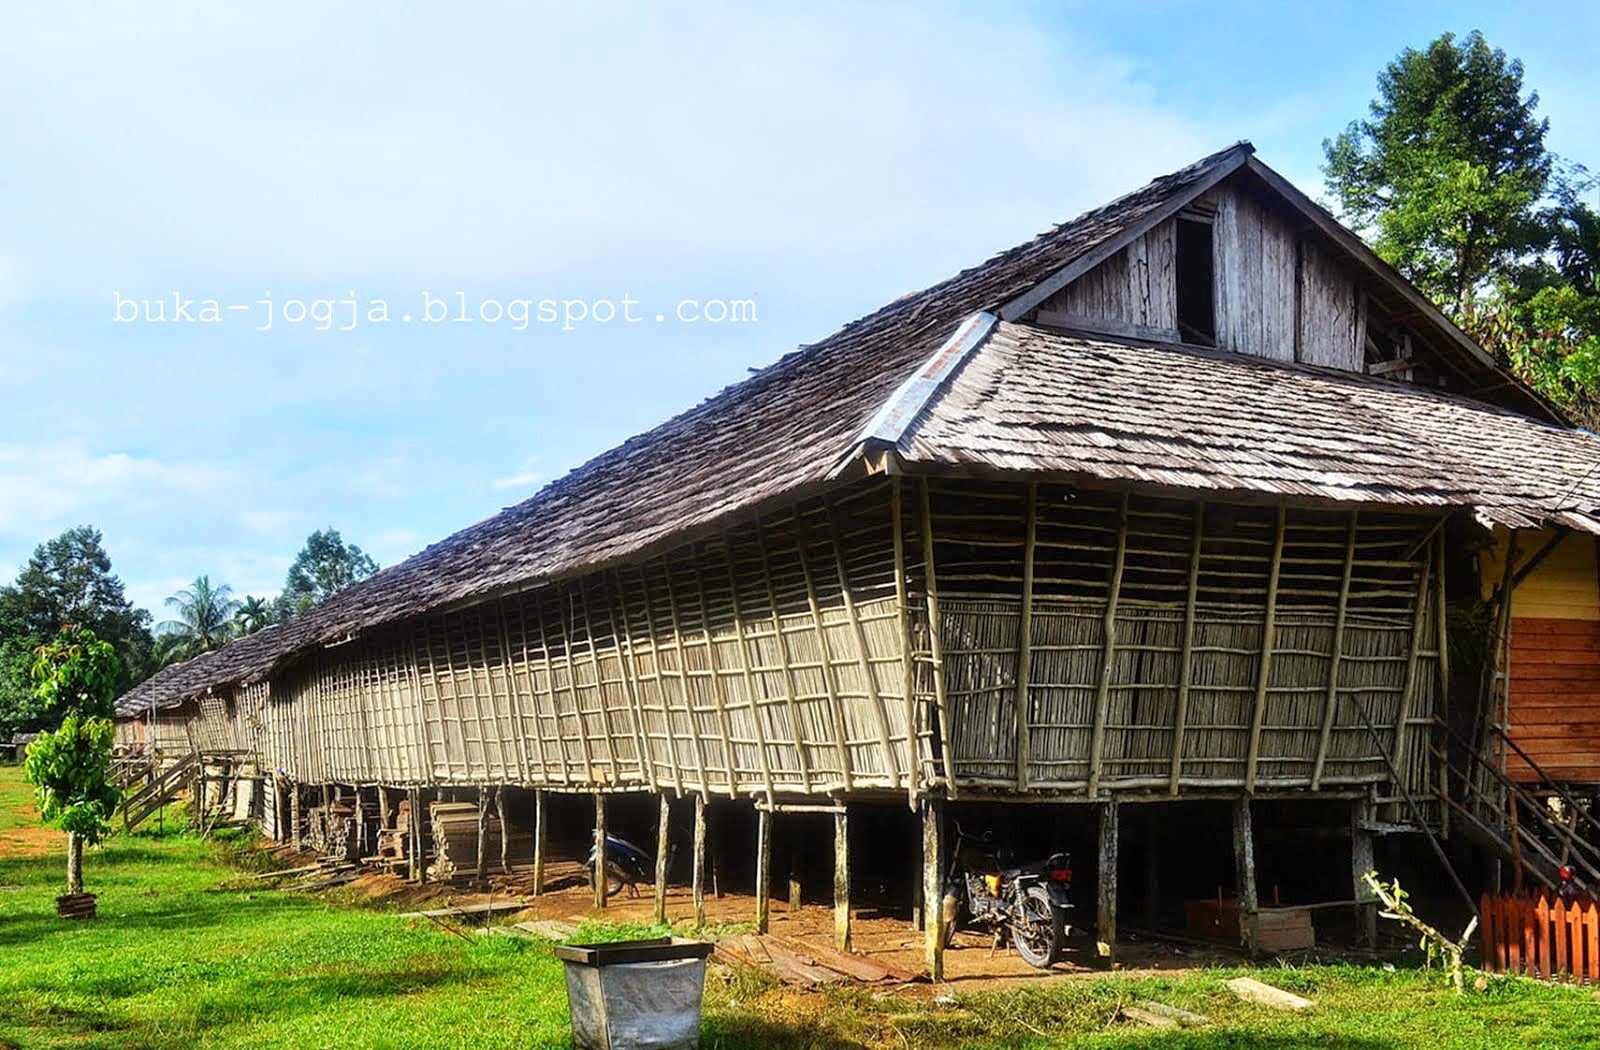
[0,528,151,734]
[23,627,122,894]
[234,595,276,635]
[1325,31,1599,423]
[155,575,240,664]
[275,529,377,620]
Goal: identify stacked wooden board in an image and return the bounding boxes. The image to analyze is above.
[427,801,533,883]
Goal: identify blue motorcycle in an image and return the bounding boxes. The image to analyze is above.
[584,833,656,899]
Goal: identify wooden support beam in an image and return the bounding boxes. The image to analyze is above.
[594,793,608,910]
[1245,505,1287,794]
[789,836,803,913]
[891,477,920,802]
[794,508,855,793]
[292,781,303,852]
[826,495,901,791]
[834,805,851,952]
[415,788,429,885]
[1435,533,1451,840]
[1169,502,1204,795]
[1015,483,1039,792]
[496,785,509,875]
[477,785,491,886]
[654,793,670,925]
[532,788,546,896]
[1097,798,1119,962]
[753,518,814,795]
[692,794,707,928]
[378,785,390,832]
[1233,797,1259,956]
[919,479,958,794]
[1088,494,1130,798]
[756,807,772,933]
[1352,798,1377,948]
[923,798,944,980]
[1312,511,1359,790]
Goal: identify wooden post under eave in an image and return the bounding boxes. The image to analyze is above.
[532,788,546,896]
[594,793,608,910]
[789,836,803,914]
[496,787,510,875]
[654,793,670,925]
[756,807,772,933]
[834,806,851,952]
[476,786,490,887]
[692,794,707,929]
[923,798,945,980]
[1245,505,1287,794]
[1233,797,1259,956]
[1352,797,1378,948]
[1097,798,1119,962]
[1014,483,1038,792]
[1088,495,1130,798]
[291,780,303,852]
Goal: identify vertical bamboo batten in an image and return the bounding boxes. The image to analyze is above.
[1014,483,1038,791]
[492,601,534,783]
[555,593,602,784]
[1434,531,1451,837]
[1087,494,1130,798]
[1391,547,1433,784]
[529,592,575,786]
[577,576,626,785]
[1311,510,1359,790]
[721,543,778,802]
[632,569,687,795]
[918,478,958,794]
[1168,502,1204,794]
[651,566,711,795]
[608,568,659,792]
[793,508,854,793]
[1244,504,1287,794]
[892,478,921,802]
[690,561,741,797]
[754,517,814,794]
[825,495,901,790]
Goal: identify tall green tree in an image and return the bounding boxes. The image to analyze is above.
[156,576,240,662]
[23,627,121,897]
[274,529,377,620]
[234,595,276,635]
[0,527,152,733]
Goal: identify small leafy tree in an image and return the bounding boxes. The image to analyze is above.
[22,627,122,897]
[1363,871,1479,994]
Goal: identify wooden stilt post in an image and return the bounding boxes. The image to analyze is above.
[834,805,851,952]
[789,836,803,914]
[496,787,510,875]
[476,786,490,887]
[594,793,608,910]
[531,788,546,896]
[692,794,707,929]
[291,781,303,851]
[1352,798,1378,947]
[378,785,391,831]
[1097,798,1119,962]
[756,807,771,933]
[1233,797,1259,956]
[654,793,670,925]
[923,798,944,980]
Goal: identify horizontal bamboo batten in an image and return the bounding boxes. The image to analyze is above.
[204,476,1442,806]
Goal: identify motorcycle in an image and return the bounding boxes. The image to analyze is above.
[941,823,1073,968]
[585,833,656,898]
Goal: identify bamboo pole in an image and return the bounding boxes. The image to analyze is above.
[690,564,740,796]
[632,570,686,796]
[891,478,921,803]
[1233,796,1259,956]
[528,597,575,786]
[918,479,958,795]
[1390,543,1434,796]
[1352,797,1377,946]
[834,805,851,952]
[1097,798,1119,962]
[493,600,535,782]
[1244,505,1287,794]
[1014,483,1039,792]
[1087,493,1131,798]
[1312,510,1360,790]
[826,495,901,791]
[793,508,855,793]
[1169,502,1204,795]
[654,793,670,924]
[756,807,771,933]
[753,518,814,794]
[558,589,608,785]
[577,577,623,784]
[609,569,660,793]
[720,546,777,802]
[652,566,712,795]
[1435,531,1451,839]
[476,785,491,886]
[692,794,707,929]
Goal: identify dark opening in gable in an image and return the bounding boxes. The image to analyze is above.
[1176,217,1216,345]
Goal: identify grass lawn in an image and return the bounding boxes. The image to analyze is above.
[2,762,1597,1049]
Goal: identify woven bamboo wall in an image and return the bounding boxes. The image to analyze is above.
[196,476,1445,802]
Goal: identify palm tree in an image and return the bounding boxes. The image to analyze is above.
[234,595,275,635]
[157,576,240,661]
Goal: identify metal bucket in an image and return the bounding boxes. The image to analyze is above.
[554,938,714,1050]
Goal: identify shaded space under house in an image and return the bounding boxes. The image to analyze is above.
[115,142,1600,974]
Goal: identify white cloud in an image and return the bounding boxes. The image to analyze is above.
[491,458,542,491]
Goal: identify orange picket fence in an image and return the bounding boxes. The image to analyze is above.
[1479,893,1600,982]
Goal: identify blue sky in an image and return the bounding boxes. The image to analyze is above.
[3,2,1597,617]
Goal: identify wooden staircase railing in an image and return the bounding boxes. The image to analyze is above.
[121,751,201,831]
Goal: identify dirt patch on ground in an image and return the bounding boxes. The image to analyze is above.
[0,791,57,859]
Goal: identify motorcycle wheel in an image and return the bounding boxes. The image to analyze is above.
[1011,885,1064,968]
[586,862,628,898]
